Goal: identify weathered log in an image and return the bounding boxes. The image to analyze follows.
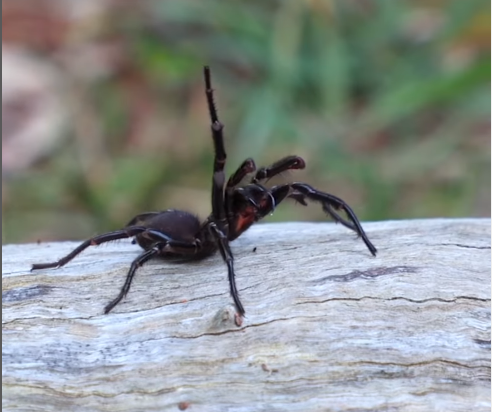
[2,219,491,411]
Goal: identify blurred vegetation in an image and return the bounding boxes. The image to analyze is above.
[2,0,490,244]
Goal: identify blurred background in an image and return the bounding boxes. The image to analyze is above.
[2,0,490,244]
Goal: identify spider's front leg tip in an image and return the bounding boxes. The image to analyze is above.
[203,66,212,84]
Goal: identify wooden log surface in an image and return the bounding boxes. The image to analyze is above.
[2,218,491,412]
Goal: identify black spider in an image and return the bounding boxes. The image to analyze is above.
[31,66,377,317]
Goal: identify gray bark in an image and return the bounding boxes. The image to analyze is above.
[2,218,491,411]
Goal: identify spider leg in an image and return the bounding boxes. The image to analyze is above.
[209,222,245,316]
[204,66,227,222]
[247,155,310,215]
[252,155,305,184]
[290,183,377,256]
[105,230,204,314]
[318,202,360,231]
[288,193,358,231]
[104,247,159,314]
[227,158,257,187]
[204,67,244,315]
[31,226,148,271]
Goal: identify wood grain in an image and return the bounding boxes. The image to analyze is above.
[2,219,491,412]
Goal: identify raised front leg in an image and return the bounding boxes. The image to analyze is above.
[204,66,227,223]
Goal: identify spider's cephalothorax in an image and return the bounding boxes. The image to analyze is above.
[31,66,377,317]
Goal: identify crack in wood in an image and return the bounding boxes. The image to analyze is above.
[312,266,419,283]
[183,316,310,338]
[296,295,490,305]
[347,359,491,370]
[441,243,491,250]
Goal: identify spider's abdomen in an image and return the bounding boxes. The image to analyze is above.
[128,210,201,250]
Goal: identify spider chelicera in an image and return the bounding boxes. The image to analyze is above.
[31,66,377,317]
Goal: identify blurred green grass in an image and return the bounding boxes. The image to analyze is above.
[2,0,490,244]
